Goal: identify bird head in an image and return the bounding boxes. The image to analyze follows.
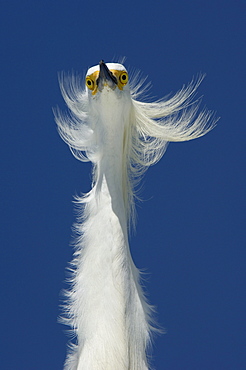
[85,60,129,96]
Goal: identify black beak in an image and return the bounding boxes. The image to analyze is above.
[97,60,117,90]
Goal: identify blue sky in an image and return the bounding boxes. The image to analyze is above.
[1,1,245,369]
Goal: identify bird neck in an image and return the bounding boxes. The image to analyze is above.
[93,98,130,224]
[97,127,127,231]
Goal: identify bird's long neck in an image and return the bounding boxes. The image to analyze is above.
[67,99,149,370]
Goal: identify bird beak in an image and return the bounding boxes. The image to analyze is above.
[97,60,117,91]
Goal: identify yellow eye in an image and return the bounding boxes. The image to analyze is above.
[119,72,128,85]
[86,77,94,90]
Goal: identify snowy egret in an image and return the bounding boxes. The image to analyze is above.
[55,60,216,369]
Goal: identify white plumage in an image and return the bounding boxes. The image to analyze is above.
[55,60,216,369]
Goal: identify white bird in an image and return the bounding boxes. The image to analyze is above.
[55,60,216,370]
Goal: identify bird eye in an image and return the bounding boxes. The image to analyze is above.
[119,72,128,85]
[86,77,94,90]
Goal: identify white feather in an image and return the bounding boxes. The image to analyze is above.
[55,62,217,369]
